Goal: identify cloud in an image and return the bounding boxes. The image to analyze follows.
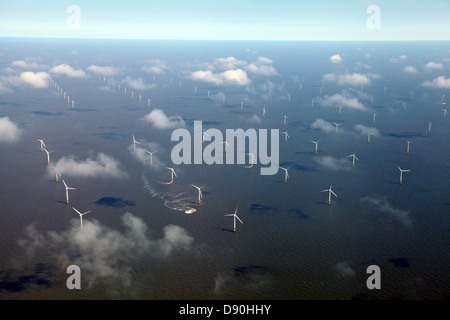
[403,65,418,73]
[333,261,355,278]
[121,76,157,91]
[49,153,127,179]
[87,65,119,76]
[141,59,171,74]
[17,212,194,296]
[329,54,343,64]
[142,109,185,129]
[0,117,22,143]
[354,124,380,137]
[311,119,336,134]
[389,55,407,63]
[317,93,367,111]
[361,195,412,227]
[323,73,380,87]
[315,156,351,171]
[20,71,51,88]
[190,69,251,86]
[257,57,273,64]
[424,62,443,70]
[421,76,450,89]
[11,60,41,69]
[214,56,247,70]
[50,64,86,78]
[246,63,278,76]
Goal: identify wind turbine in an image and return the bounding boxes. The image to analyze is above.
[241,101,244,111]
[442,108,448,118]
[279,166,289,183]
[62,179,76,204]
[144,149,157,166]
[50,165,61,182]
[72,207,91,232]
[202,129,209,143]
[287,92,291,102]
[148,98,151,107]
[333,122,343,134]
[132,134,141,151]
[221,141,231,153]
[373,113,377,124]
[166,167,177,184]
[311,99,315,108]
[281,131,289,143]
[71,100,75,108]
[321,184,338,205]
[347,153,359,167]
[245,153,256,168]
[283,115,288,126]
[441,94,446,105]
[191,184,205,204]
[428,122,432,134]
[383,86,388,95]
[37,139,46,152]
[406,140,413,155]
[398,166,410,185]
[368,131,372,144]
[310,139,320,154]
[43,148,53,165]
[262,106,266,118]
[224,206,243,233]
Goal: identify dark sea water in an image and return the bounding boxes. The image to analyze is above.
[0,38,449,299]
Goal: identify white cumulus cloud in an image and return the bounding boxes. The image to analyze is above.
[19,71,51,88]
[49,152,127,179]
[50,64,86,78]
[323,73,380,87]
[142,109,185,129]
[329,54,343,64]
[403,65,418,73]
[0,117,22,143]
[87,65,119,76]
[424,61,443,70]
[318,93,367,111]
[121,76,157,90]
[190,69,251,86]
[421,76,450,89]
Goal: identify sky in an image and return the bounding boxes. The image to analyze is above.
[0,0,449,40]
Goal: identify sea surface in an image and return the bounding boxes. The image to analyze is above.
[0,38,449,299]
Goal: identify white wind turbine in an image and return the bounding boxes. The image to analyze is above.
[398,166,410,185]
[441,94,446,105]
[347,153,359,167]
[321,184,338,205]
[62,179,76,204]
[191,184,205,204]
[50,165,61,182]
[144,149,157,166]
[166,167,177,184]
[368,131,372,144]
[281,131,289,143]
[428,122,432,134]
[333,122,343,134]
[43,148,53,165]
[202,129,209,143]
[311,99,315,108]
[72,207,91,232]
[442,108,448,118]
[283,115,288,126]
[37,139,46,152]
[245,152,256,168]
[241,101,244,110]
[224,206,243,233]
[406,140,413,155]
[262,106,266,118]
[279,166,289,183]
[310,139,321,154]
[373,113,377,124]
[148,98,151,107]
[287,92,291,102]
[221,141,231,153]
[132,134,141,152]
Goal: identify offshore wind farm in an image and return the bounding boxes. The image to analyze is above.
[1,0,450,301]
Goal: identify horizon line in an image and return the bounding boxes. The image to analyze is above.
[1,35,450,41]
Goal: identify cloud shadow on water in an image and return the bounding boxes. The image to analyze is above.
[93,197,136,208]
